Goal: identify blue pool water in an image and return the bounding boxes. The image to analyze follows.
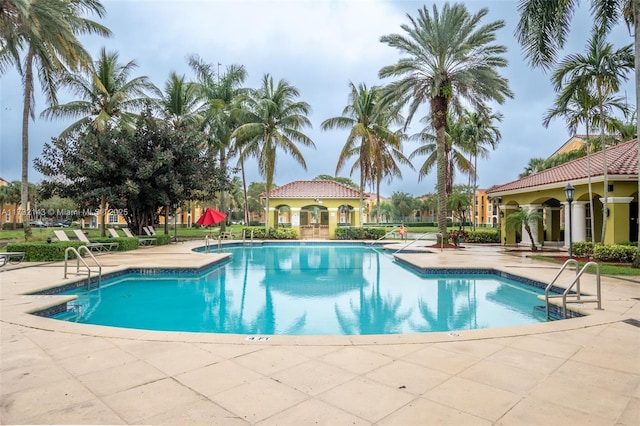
[52,244,553,335]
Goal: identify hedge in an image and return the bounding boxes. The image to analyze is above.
[464,229,501,243]
[335,227,387,240]
[6,241,85,261]
[5,234,171,261]
[241,226,298,239]
[569,241,638,262]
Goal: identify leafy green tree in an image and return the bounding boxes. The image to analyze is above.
[447,188,471,229]
[505,207,543,251]
[40,48,159,235]
[1,181,22,229]
[35,107,230,234]
[390,192,415,222]
[379,3,513,242]
[0,0,111,240]
[313,175,358,189]
[233,74,314,230]
[246,181,267,224]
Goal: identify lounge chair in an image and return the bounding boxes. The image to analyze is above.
[53,230,70,241]
[72,229,119,252]
[107,228,120,238]
[123,228,156,246]
[148,226,157,235]
[0,252,25,267]
[142,226,153,236]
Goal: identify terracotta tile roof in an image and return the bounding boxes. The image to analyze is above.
[488,139,638,195]
[266,180,365,199]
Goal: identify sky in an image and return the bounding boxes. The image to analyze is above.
[0,0,636,198]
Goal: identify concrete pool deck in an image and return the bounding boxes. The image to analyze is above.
[1,241,638,425]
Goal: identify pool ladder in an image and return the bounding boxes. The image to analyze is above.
[64,246,102,289]
[544,259,602,319]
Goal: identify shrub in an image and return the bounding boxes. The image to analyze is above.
[6,241,84,261]
[593,243,637,262]
[572,241,594,257]
[154,234,172,245]
[447,230,468,246]
[335,227,387,240]
[2,222,23,230]
[465,229,501,243]
[92,237,140,251]
[268,227,298,239]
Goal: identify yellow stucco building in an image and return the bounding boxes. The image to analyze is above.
[487,139,638,247]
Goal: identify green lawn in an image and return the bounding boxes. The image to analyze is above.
[530,255,640,277]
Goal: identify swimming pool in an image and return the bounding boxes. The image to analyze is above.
[50,243,559,335]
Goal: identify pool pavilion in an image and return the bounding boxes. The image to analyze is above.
[487,139,638,247]
[263,180,368,239]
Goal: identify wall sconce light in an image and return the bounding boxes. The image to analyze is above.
[314,198,323,204]
[499,211,504,218]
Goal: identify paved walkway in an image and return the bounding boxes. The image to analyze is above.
[1,241,638,425]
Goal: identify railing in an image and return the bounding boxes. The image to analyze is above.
[394,232,443,253]
[371,227,401,244]
[545,259,602,319]
[243,229,254,245]
[64,245,102,289]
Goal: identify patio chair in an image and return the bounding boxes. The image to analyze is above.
[107,228,120,238]
[0,251,25,267]
[123,227,156,246]
[72,229,119,252]
[53,230,70,241]
[148,226,157,235]
[142,226,153,236]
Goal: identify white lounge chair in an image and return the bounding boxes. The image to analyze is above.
[72,229,118,252]
[53,230,70,241]
[123,228,156,246]
[107,228,120,238]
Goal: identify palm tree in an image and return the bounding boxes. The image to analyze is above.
[379,3,513,242]
[515,0,640,262]
[550,28,633,243]
[409,113,474,198]
[159,71,203,129]
[233,74,314,229]
[189,57,247,231]
[462,109,503,229]
[1,0,110,240]
[506,207,544,251]
[543,86,628,244]
[41,47,159,236]
[322,82,410,224]
[42,47,159,136]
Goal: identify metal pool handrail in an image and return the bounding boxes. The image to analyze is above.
[393,232,443,254]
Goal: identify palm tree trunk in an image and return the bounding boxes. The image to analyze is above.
[240,158,249,225]
[219,151,227,232]
[359,166,364,226]
[599,91,608,243]
[433,97,448,243]
[634,2,640,267]
[585,130,595,245]
[21,49,34,241]
[376,178,381,224]
[100,195,107,237]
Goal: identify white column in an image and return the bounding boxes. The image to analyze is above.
[572,201,588,243]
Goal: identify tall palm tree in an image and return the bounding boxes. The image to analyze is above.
[322,82,410,224]
[462,109,503,229]
[41,47,159,236]
[159,71,203,129]
[409,113,474,197]
[379,3,513,242]
[41,47,159,136]
[233,74,314,229]
[543,86,628,244]
[515,0,640,260]
[550,28,633,243]
[189,57,247,231]
[1,0,110,240]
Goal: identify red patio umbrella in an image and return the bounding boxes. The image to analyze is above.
[196,208,227,226]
